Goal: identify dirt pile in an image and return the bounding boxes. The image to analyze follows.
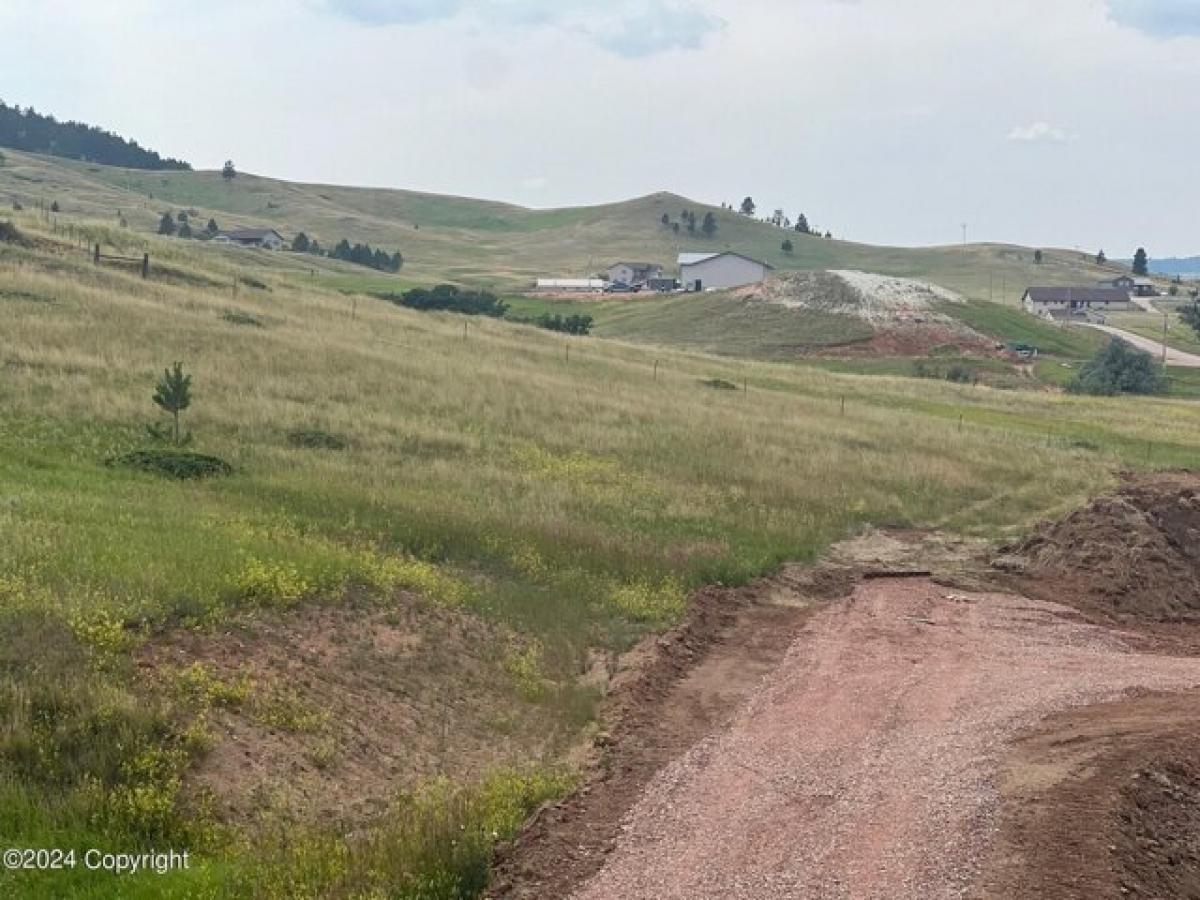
[742,270,967,327]
[997,472,1200,621]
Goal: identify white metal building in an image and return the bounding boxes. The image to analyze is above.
[534,278,605,292]
[678,251,772,291]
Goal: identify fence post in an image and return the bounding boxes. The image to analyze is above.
[93,243,100,265]
[653,360,659,382]
[141,253,149,279]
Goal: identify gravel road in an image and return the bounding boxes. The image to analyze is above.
[1083,323,1200,367]
[572,578,1200,899]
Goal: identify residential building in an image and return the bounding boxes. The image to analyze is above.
[1022,286,1132,317]
[213,228,286,250]
[606,261,663,286]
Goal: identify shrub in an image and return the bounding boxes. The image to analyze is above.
[700,378,739,390]
[945,364,974,384]
[532,313,593,335]
[109,450,233,480]
[1067,338,1166,396]
[286,428,348,450]
[381,285,508,318]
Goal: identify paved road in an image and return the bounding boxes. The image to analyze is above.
[1083,323,1200,368]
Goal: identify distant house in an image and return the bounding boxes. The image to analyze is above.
[606,261,663,286]
[535,278,605,292]
[1132,277,1160,297]
[1098,274,1159,297]
[213,228,285,250]
[1023,286,1132,317]
[678,251,773,291]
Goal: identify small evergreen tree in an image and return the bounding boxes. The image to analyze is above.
[661,213,669,226]
[177,221,192,239]
[1096,249,1107,264]
[1133,247,1149,276]
[782,239,794,254]
[1034,249,1044,264]
[152,362,193,444]
[222,160,237,181]
[157,212,176,235]
[701,212,717,238]
[292,232,310,253]
[205,218,219,236]
[740,196,756,216]
[50,200,59,212]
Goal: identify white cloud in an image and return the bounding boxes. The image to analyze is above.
[1006,122,1076,143]
[322,0,724,56]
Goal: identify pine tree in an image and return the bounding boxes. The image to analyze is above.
[1133,247,1149,276]
[795,214,810,234]
[1034,249,1044,264]
[701,212,717,238]
[152,362,192,445]
[661,213,669,226]
[292,232,310,253]
[1096,249,1107,265]
[782,239,794,254]
[205,218,219,236]
[157,212,177,235]
[740,197,756,216]
[222,160,237,181]
[177,221,192,239]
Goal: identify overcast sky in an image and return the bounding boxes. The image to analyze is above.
[3,0,1198,254]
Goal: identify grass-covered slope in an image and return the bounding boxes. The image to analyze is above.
[0,149,1132,296]
[2,209,1198,895]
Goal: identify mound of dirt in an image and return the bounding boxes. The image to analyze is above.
[997,472,1200,621]
[742,270,967,327]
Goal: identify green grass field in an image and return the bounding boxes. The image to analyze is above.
[1,158,1197,896]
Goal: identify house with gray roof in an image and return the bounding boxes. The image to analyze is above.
[213,228,286,250]
[1022,286,1131,318]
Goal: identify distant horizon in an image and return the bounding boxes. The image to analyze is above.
[3,0,1199,255]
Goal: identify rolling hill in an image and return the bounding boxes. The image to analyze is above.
[0,149,1132,299]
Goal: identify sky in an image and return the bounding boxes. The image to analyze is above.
[2,0,1198,255]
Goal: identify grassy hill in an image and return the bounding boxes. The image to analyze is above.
[0,149,1137,298]
[5,209,1200,895]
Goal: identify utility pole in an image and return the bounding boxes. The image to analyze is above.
[961,223,968,246]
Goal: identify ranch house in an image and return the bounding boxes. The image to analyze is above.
[213,228,286,250]
[1022,286,1132,317]
[606,262,664,286]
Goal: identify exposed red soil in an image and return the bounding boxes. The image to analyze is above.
[998,471,1200,623]
[139,596,561,825]
[814,323,998,358]
[569,579,1200,899]
[486,562,858,899]
[489,483,1200,900]
[977,691,1200,900]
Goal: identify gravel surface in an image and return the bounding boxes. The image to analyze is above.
[572,579,1200,899]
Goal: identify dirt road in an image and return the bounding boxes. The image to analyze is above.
[1083,323,1200,367]
[572,578,1200,899]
